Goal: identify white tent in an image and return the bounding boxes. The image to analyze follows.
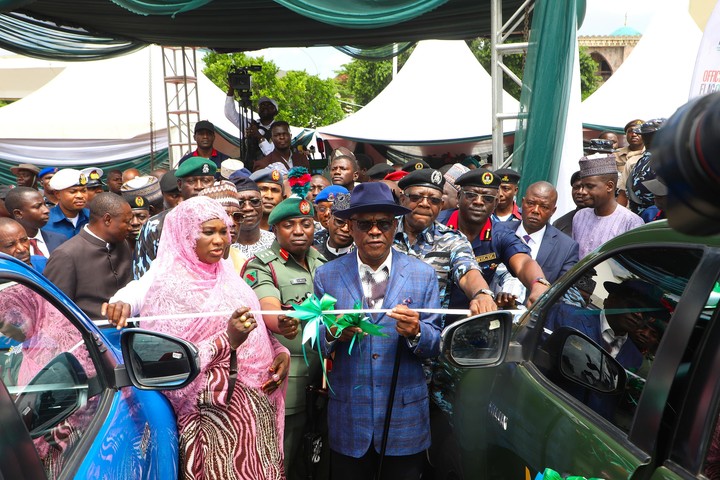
[319,40,518,156]
[0,46,242,166]
[580,0,703,130]
[0,49,66,101]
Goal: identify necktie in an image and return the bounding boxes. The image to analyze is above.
[29,238,44,257]
[364,267,389,309]
[523,234,532,245]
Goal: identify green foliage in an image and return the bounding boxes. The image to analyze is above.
[275,71,344,128]
[578,46,601,100]
[334,48,413,112]
[468,38,601,101]
[0,100,13,108]
[202,52,343,127]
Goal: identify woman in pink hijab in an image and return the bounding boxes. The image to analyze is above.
[141,196,289,480]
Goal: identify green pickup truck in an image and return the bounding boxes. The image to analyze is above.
[430,220,720,480]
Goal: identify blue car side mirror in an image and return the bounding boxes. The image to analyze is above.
[121,329,200,390]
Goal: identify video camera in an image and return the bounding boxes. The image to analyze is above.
[228,65,262,92]
[652,92,720,235]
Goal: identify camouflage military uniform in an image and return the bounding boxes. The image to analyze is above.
[393,220,480,312]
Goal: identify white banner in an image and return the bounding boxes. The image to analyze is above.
[689,0,720,99]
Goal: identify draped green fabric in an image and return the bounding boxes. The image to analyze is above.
[0,12,146,61]
[0,151,168,187]
[110,0,211,16]
[274,0,448,28]
[513,0,578,195]
[335,42,415,61]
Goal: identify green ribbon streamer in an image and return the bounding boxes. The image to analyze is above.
[334,301,388,355]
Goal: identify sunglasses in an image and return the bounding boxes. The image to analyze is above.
[461,190,498,204]
[351,218,395,233]
[403,193,443,206]
[230,212,245,222]
[238,198,262,207]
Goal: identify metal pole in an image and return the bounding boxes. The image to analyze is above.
[491,0,503,170]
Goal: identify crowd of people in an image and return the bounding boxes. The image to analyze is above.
[0,111,669,479]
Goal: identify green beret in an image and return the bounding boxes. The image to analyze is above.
[175,157,217,178]
[455,169,501,189]
[268,197,314,226]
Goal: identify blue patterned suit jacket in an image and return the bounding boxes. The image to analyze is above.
[314,249,442,458]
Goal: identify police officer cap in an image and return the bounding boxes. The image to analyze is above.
[455,169,502,189]
[634,118,667,135]
[397,168,446,192]
[268,197,314,226]
[314,185,349,204]
[586,139,615,154]
[127,195,150,210]
[81,167,105,188]
[401,159,430,172]
[366,163,394,180]
[49,168,87,191]
[493,168,521,184]
[250,167,284,185]
[175,157,217,178]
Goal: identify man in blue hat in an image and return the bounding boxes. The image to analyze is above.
[314,182,442,479]
[491,167,522,222]
[37,167,59,206]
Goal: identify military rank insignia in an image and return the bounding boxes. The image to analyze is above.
[244,270,258,287]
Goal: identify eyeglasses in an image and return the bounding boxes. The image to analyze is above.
[461,190,498,204]
[351,218,395,233]
[231,212,245,222]
[332,217,350,229]
[403,193,443,206]
[238,198,262,207]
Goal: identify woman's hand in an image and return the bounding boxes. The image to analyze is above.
[227,307,256,349]
[262,352,290,394]
[101,301,132,329]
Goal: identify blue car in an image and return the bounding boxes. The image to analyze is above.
[0,253,200,479]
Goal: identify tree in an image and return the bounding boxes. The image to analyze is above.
[334,48,414,112]
[275,70,344,128]
[202,52,343,127]
[469,38,601,100]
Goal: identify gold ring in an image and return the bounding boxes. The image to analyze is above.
[244,321,252,328]
[276,380,282,386]
[239,315,247,322]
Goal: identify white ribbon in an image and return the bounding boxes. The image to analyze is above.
[91,307,482,327]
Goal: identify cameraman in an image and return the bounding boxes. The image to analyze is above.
[225,87,279,168]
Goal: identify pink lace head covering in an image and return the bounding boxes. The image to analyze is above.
[141,196,286,420]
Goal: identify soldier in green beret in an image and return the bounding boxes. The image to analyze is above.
[242,196,328,480]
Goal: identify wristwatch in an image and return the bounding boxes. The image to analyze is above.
[473,288,495,299]
[533,277,551,287]
[409,329,422,346]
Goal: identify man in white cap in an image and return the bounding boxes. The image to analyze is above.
[42,168,90,242]
[225,89,279,168]
[572,154,644,259]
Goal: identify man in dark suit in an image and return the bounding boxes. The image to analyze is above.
[494,181,579,304]
[4,187,66,256]
[314,182,442,480]
[44,193,133,318]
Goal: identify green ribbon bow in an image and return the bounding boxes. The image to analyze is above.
[334,301,388,354]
